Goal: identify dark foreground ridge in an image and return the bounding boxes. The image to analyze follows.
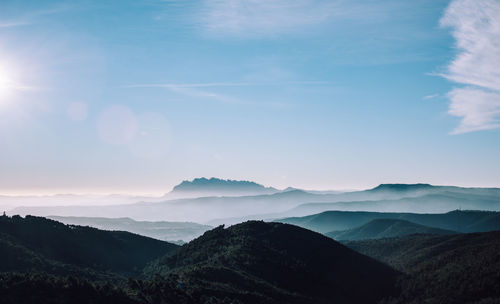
[1,215,499,303]
[0,214,179,278]
[145,221,400,304]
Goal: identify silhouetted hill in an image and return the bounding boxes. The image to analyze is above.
[0,215,178,277]
[288,192,500,216]
[345,231,500,303]
[368,183,500,196]
[2,215,500,303]
[326,219,456,241]
[278,210,500,234]
[47,216,211,243]
[144,221,400,304]
[167,177,279,198]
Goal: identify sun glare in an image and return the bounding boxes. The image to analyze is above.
[0,62,18,102]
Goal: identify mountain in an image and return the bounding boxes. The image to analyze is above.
[2,215,500,303]
[47,216,212,243]
[278,210,500,234]
[166,177,280,198]
[287,192,500,217]
[11,189,322,223]
[369,183,434,192]
[345,231,500,303]
[326,218,457,241]
[12,183,500,223]
[0,214,178,278]
[368,183,500,197]
[143,221,400,304]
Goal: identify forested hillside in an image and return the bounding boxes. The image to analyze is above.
[346,231,500,303]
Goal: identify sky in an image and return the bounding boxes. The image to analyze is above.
[0,0,499,195]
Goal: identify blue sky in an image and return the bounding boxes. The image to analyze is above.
[0,0,499,194]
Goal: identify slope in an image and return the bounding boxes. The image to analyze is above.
[326,218,456,241]
[345,231,500,303]
[144,221,400,304]
[0,215,179,277]
[47,216,211,243]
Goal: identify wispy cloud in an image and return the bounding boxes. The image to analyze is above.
[440,0,500,134]
[447,88,500,133]
[423,94,439,100]
[199,0,431,39]
[126,81,328,89]
[0,84,42,91]
[0,21,30,28]
[166,85,250,105]
[201,0,334,37]
[125,81,323,106]
[0,4,71,28]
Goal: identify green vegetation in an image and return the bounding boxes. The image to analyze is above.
[145,221,400,303]
[0,214,178,278]
[0,273,139,304]
[1,214,499,303]
[346,231,500,303]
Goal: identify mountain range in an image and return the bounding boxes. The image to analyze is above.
[2,214,499,303]
[9,180,500,223]
[278,210,500,234]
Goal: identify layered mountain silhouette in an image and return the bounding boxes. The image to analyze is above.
[326,218,456,241]
[1,214,499,303]
[278,210,500,234]
[286,192,500,217]
[10,182,500,223]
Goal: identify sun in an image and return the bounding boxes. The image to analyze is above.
[0,62,18,102]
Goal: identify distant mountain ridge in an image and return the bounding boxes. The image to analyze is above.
[167,177,280,198]
[369,183,434,192]
[278,210,500,234]
[11,182,500,223]
[326,218,457,241]
[47,216,212,243]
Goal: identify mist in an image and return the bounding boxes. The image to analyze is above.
[7,179,500,228]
